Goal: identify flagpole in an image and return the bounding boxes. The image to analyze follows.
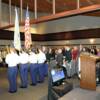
[9,0,11,24]
[0,0,2,26]
[20,0,23,22]
[77,0,80,9]
[53,0,56,14]
[34,0,37,19]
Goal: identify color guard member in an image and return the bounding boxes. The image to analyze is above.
[5,47,19,93]
[29,50,38,85]
[19,49,29,88]
[37,48,46,83]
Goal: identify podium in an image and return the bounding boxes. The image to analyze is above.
[80,53,100,90]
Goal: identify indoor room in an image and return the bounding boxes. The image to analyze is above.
[0,0,100,100]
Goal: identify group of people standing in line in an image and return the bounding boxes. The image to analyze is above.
[5,46,48,93]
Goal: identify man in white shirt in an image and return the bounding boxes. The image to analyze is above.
[5,47,19,93]
[29,50,38,85]
[19,49,29,88]
[37,48,46,83]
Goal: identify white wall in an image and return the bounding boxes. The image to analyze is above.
[36,15,100,34]
[0,38,100,48]
[1,3,49,27]
[0,40,37,48]
[34,39,100,49]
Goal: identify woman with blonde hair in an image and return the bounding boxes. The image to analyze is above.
[5,46,19,93]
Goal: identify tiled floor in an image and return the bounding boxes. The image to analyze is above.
[59,77,100,100]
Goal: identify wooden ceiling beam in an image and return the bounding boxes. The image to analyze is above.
[0,4,100,30]
[31,4,100,23]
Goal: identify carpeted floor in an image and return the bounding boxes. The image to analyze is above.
[0,68,48,100]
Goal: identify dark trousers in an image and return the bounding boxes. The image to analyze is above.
[8,66,18,92]
[30,63,38,85]
[38,63,45,82]
[19,63,28,88]
[44,63,48,76]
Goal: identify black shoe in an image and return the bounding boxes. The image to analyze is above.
[20,86,27,88]
[30,83,36,86]
[38,81,44,83]
[67,76,71,79]
[8,90,17,93]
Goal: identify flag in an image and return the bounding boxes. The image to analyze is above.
[24,6,32,49]
[14,8,21,50]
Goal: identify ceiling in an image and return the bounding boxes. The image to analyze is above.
[1,0,100,30]
[0,0,100,33]
[2,0,100,14]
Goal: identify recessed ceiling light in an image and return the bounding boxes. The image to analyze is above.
[90,39,95,44]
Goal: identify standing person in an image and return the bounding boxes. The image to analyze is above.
[90,46,97,55]
[42,46,48,76]
[56,48,63,66]
[0,50,3,67]
[71,46,79,75]
[49,48,57,69]
[46,48,52,62]
[77,44,83,79]
[64,46,72,77]
[19,49,29,88]
[5,47,19,93]
[64,46,72,63]
[37,48,46,83]
[2,49,7,67]
[97,48,100,57]
[29,50,38,85]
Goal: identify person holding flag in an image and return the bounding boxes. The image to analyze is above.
[19,49,29,88]
[5,8,20,93]
[5,45,19,93]
[18,6,31,88]
[25,6,36,84]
